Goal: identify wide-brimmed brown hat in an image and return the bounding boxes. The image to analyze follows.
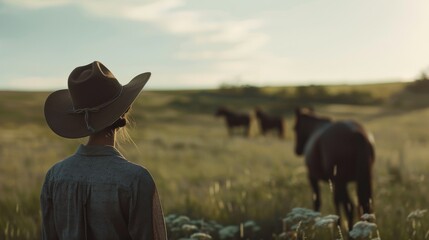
[44,61,150,138]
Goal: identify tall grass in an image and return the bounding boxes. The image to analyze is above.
[0,87,428,239]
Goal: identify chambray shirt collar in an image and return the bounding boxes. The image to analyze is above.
[76,144,123,157]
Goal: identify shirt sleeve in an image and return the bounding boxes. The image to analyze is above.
[152,187,167,240]
[40,170,59,240]
[128,169,167,240]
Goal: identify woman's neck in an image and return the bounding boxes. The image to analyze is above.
[86,129,116,146]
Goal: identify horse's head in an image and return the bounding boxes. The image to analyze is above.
[215,107,229,117]
[294,107,333,155]
[293,107,315,155]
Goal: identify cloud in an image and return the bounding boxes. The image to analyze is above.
[122,0,185,22]
[194,19,265,44]
[213,54,292,85]
[4,76,65,90]
[177,34,269,61]
[2,0,273,88]
[120,0,218,35]
[156,53,292,89]
[3,0,268,61]
[2,0,70,9]
[117,0,270,63]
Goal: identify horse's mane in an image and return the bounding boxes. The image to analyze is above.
[216,106,250,118]
[254,108,267,117]
[217,106,230,112]
[296,108,332,123]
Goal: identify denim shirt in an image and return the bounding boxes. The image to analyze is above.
[40,145,166,240]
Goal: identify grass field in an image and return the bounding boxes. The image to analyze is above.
[0,82,428,239]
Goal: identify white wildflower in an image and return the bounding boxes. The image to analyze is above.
[173,216,191,226]
[277,231,297,240]
[349,221,378,239]
[360,213,376,222]
[243,220,261,232]
[219,225,239,240]
[171,227,182,233]
[182,224,198,232]
[314,215,339,228]
[190,232,212,240]
[284,208,321,225]
[407,209,427,233]
[407,209,427,221]
[165,214,177,223]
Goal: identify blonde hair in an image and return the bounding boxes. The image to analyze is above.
[112,109,137,151]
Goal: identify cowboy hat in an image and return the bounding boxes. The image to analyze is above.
[44,61,150,138]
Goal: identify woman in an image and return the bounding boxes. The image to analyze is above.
[41,61,167,240]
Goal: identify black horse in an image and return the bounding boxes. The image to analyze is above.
[215,107,251,137]
[293,108,375,229]
[254,108,285,138]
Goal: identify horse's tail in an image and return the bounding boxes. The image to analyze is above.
[355,133,375,215]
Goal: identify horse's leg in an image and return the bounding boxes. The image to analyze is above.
[277,126,283,138]
[358,185,372,215]
[309,176,321,211]
[277,125,281,138]
[260,124,266,136]
[245,124,250,137]
[334,182,354,230]
[356,155,373,217]
[281,122,286,138]
[356,136,374,215]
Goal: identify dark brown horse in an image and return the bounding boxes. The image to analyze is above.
[254,108,285,138]
[215,107,251,137]
[293,108,375,229]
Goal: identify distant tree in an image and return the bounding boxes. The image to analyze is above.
[295,85,329,100]
[405,70,429,93]
[218,83,262,96]
[241,85,262,95]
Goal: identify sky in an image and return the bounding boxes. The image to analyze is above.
[1,0,429,90]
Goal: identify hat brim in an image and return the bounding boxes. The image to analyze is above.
[44,72,151,138]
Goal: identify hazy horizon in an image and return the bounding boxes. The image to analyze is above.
[1,0,428,91]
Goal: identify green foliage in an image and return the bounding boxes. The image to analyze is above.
[219,84,263,96]
[389,75,429,109]
[405,79,429,94]
[217,83,383,110]
[164,214,260,240]
[405,72,429,94]
[291,85,382,105]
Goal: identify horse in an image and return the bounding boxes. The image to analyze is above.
[215,107,251,137]
[254,108,285,138]
[293,107,375,229]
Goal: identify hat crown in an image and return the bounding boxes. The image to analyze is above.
[68,61,122,109]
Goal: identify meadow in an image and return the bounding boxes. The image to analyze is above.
[0,82,428,239]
